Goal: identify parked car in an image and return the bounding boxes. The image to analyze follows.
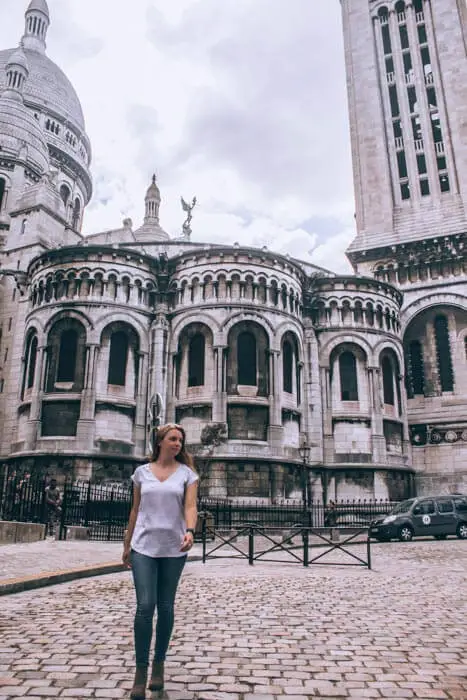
[370,495,467,542]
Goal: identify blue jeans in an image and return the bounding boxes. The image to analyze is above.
[130,550,187,665]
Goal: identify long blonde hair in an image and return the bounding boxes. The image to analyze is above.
[150,423,196,471]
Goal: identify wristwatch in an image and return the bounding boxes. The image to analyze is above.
[186,528,195,535]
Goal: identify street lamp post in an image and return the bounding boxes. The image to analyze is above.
[298,436,311,510]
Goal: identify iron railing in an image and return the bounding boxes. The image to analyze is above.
[58,480,132,541]
[0,469,399,541]
[200,497,398,529]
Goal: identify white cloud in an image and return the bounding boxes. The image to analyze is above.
[0,0,357,272]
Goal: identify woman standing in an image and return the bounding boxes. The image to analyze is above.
[123,423,198,698]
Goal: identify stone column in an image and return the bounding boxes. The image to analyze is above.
[369,366,385,462]
[268,349,283,449]
[320,364,333,464]
[25,344,46,449]
[148,309,169,424]
[76,344,99,448]
[134,351,149,455]
[212,345,227,424]
[399,372,411,459]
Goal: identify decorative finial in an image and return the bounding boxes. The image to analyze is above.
[3,47,29,101]
[23,0,50,54]
[180,196,197,240]
[152,173,156,185]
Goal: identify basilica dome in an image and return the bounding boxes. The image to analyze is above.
[0,48,85,131]
[0,96,49,174]
[0,48,49,175]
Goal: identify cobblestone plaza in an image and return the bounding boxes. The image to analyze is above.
[0,539,465,699]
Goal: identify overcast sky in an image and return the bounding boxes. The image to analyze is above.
[1,0,356,272]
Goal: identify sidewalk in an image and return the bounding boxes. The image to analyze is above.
[0,529,368,595]
[0,539,204,595]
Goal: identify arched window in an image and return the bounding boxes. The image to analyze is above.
[60,184,70,208]
[238,332,256,385]
[107,331,129,386]
[434,315,454,391]
[188,333,205,387]
[382,356,395,405]
[283,340,293,393]
[71,198,81,230]
[0,178,5,210]
[57,329,78,382]
[21,334,38,398]
[407,340,424,396]
[339,351,358,401]
[27,336,38,389]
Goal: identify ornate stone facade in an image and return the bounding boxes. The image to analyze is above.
[0,0,465,500]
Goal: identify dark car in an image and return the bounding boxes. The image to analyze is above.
[370,495,467,542]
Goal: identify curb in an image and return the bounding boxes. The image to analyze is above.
[0,555,204,596]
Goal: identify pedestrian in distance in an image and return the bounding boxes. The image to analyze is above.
[44,478,61,536]
[123,423,198,699]
[325,499,337,527]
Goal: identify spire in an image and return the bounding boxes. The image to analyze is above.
[2,47,29,102]
[144,174,161,224]
[22,0,50,54]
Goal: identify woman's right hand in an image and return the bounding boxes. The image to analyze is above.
[122,545,132,568]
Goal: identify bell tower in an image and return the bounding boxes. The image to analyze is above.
[341,0,467,273]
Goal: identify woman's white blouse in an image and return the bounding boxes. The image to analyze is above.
[130,463,198,558]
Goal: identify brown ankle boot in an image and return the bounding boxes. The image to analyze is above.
[130,665,147,699]
[148,660,164,691]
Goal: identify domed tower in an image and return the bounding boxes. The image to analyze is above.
[0,0,93,233]
[134,175,170,242]
[0,46,50,235]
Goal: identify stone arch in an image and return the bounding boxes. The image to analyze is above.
[379,345,402,414]
[373,338,404,369]
[401,293,467,332]
[59,183,71,208]
[98,321,141,396]
[175,321,214,398]
[319,333,374,368]
[170,312,221,352]
[403,302,466,397]
[329,341,370,412]
[275,320,305,356]
[93,312,148,352]
[221,311,276,346]
[226,320,270,397]
[0,175,8,211]
[21,327,39,399]
[44,316,87,393]
[281,329,302,402]
[43,309,93,336]
[71,196,82,231]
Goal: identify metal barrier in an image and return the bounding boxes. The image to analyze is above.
[200,517,372,569]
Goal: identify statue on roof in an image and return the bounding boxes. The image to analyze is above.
[180,196,197,239]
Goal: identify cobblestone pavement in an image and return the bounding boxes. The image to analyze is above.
[0,539,466,699]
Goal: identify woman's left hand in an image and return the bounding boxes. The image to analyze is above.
[180,531,194,552]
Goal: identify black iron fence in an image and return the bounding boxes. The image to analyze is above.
[0,470,399,541]
[200,497,399,530]
[0,472,48,523]
[58,480,132,541]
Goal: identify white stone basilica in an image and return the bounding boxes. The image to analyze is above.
[0,0,465,501]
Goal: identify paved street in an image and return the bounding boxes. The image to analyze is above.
[0,539,466,699]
